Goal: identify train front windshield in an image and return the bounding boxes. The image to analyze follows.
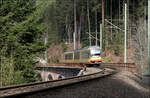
[91,48,101,57]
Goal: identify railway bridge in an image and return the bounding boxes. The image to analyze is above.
[36,65,83,81]
[0,64,149,98]
[36,63,136,81]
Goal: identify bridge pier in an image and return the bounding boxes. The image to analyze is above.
[40,71,64,81]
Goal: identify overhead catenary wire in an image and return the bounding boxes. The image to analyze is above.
[105,19,124,32]
[85,18,127,45]
[85,32,100,42]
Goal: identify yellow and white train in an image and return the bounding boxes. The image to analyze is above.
[63,46,103,65]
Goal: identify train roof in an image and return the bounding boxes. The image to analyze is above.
[83,46,100,49]
[64,46,100,53]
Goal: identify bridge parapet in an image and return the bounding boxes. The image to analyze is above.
[36,65,83,81]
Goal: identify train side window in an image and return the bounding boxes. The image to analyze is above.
[65,53,73,60]
[74,52,80,60]
[81,51,90,59]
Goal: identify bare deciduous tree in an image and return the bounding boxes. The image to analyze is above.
[132,20,148,74]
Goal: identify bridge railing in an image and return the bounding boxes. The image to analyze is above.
[101,63,136,73]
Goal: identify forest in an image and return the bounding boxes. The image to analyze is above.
[0,0,147,86]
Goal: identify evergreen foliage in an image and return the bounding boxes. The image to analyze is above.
[0,0,46,85]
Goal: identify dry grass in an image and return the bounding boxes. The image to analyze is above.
[102,48,135,63]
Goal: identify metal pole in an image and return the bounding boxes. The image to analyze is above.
[74,0,77,49]
[102,0,105,31]
[144,0,150,76]
[44,34,48,62]
[124,3,127,63]
[100,24,102,50]
[95,10,98,46]
[73,32,76,50]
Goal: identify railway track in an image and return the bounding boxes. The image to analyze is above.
[0,63,136,98]
[38,63,136,71]
[100,63,136,72]
[101,63,135,67]
[0,67,116,98]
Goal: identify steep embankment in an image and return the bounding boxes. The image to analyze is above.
[47,43,75,63]
[102,48,135,63]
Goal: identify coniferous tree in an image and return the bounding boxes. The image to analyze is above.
[0,0,46,85]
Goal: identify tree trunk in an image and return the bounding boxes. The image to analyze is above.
[87,0,91,46]
[95,10,98,46]
[74,0,77,49]
[78,14,82,48]
[68,25,71,43]
[102,0,105,31]
[118,0,120,38]
[110,0,112,40]
[122,2,124,45]
[102,0,105,49]
[65,16,70,44]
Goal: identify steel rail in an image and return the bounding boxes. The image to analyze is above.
[100,63,136,73]
[37,63,135,68]
[101,63,136,68]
